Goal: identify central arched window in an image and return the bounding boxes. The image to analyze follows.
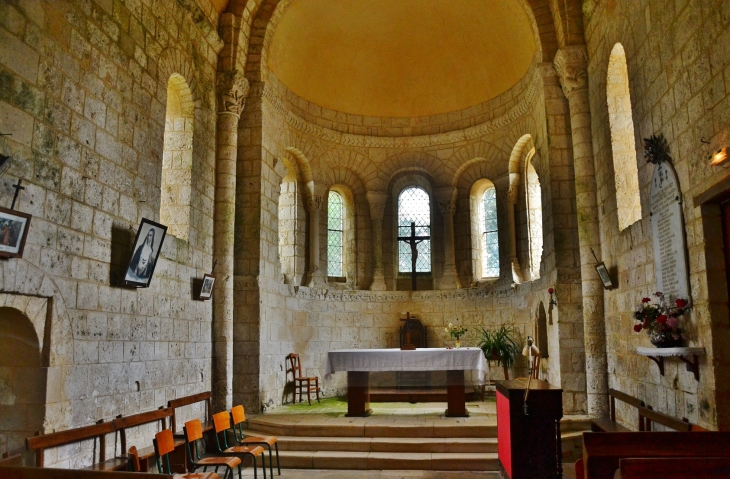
[480,187,500,277]
[398,187,431,273]
[327,191,344,277]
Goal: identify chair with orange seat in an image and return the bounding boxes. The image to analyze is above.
[231,405,280,476]
[212,411,267,479]
[128,446,141,472]
[181,420,242,479]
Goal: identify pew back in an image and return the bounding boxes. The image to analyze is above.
[25,420,115,468]
[619,457,730,479]
[168,392,212,434]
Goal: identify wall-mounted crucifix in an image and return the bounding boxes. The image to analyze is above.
[10,179,25,210]
[397,222,429,291]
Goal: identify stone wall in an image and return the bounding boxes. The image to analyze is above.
[0,0,221,465]
[584,0,730,430]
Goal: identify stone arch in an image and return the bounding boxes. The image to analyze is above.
[157,48,200,104]
[470,178,500,280]
[377,152,450,192]
[278,151,307,285]
[320,149,377,189]
[284,147,314,185]
[607,43,641,231]
[161,73,195,240]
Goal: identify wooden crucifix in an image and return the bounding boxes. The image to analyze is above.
[10,179,25,210]
[397,222,429,291]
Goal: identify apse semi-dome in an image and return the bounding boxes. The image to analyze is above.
[268,0,538,118]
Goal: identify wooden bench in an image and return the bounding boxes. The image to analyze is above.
[618,457,730,479]
[640,405,692,431]
[591,389,645,432]
[25,419,128,471]
[0,453,22,467]
[113,407,185,472]
[168,391,213,435]
[582,431,730,479]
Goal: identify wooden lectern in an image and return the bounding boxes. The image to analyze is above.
[496,379,563,479]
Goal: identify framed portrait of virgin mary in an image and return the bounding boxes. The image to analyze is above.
[124,218,167,288]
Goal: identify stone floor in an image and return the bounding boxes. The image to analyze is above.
[238,469,501,478]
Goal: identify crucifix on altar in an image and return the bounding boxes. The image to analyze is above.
[397,222,430,291]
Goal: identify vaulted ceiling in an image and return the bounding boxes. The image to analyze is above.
[265,0,537,118]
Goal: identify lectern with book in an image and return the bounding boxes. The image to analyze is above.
[496,379,563,479]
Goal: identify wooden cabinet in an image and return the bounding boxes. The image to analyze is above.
[496,379,563,479]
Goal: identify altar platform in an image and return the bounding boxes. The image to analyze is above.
[242,398,590,473]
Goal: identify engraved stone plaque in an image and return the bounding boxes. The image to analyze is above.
[650,161,690,300]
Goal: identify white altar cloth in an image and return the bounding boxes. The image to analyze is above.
[324,348,488,382]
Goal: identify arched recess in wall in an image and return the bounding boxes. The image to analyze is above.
[277,155,306,285]
[161,74,195,241]
[470,179,500,280]
[535,301,548,359]
[0,307,46,463]
[524,149,543,280]
[607,43,641,231]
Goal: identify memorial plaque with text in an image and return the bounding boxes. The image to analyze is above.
[650,161,690,300]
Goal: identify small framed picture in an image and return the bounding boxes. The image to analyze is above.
[124,218,167,288]
[595,262,614,290]
[0,206,32,259]
[199,274,216,300]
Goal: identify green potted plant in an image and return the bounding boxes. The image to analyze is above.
[477,324,520,381]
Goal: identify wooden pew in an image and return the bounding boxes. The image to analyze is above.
[591,389,645,432]
[0,465,170,478]
[168,391,213,435]
[25,420,128,471]
[582,431,730,479]
[0,453,22,467]
[618,457,730,479]
[639,406,691,431]
[113,407,184,472]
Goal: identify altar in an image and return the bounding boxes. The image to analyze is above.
[324,348,488,417]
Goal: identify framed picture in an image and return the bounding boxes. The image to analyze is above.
[124,218,167,288]
[199,274,216,300]
[595,262,614,290]
[0,207,32,259]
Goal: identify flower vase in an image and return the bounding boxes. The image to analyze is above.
[649,330,683,348]
[455,338,461,349]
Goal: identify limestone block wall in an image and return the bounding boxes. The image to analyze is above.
[0,0,221,465]
[584,0,730,429]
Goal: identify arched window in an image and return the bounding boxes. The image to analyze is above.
[161,73,194,240]
[327,191,344,277]
[607,43,641,230]
[480,187,500,278]
[398,187,431,273]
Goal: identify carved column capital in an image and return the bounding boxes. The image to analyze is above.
[217,70,250,116]
[507,185,519,204]
[305,181,327,211]
[305,195,324,212]
[434,186,457,216]
[366,191,389,221]
[553,46,589,98]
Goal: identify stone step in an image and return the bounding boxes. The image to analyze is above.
[278,451,500,471]
[244,420,498,438]
[275,435,499,453]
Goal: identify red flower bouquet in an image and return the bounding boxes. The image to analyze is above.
[633,292,689,348]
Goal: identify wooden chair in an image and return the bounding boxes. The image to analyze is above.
[286,353,320,405]
[231,404,280,476]
[182,420,242,479]
[152,430,220,479]
[128,446,141,472]
[211,411,266,479]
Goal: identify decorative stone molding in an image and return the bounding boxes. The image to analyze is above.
[366,191,389,221]
[217,70,250,116]
[434,187,458,216]
[553,46,589,98]
[260,68,543,148]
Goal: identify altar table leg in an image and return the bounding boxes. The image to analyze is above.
[346,371,372,417]
[446,370,468,417]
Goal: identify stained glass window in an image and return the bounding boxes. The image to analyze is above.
[327,191,344,277]
[398,187,431,273]
[481,187,499,277]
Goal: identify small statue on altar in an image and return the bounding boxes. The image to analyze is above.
[399,312,427,350]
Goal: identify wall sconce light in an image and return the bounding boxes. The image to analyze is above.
[548,287,557,306]
[709,147,729,166]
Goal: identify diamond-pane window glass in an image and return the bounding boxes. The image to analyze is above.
[398,187,431,273]
[481,187,499,277]
[327,191,344,277]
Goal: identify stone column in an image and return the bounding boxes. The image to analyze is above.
[554,46,608,417]
[212,69,249,412]
[435,187,461,289]
[366,191,389,291]
[306,182,326,288]
[506,179,523,283]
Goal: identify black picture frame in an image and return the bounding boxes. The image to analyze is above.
[595,262,614,290]
[123,218,167,288]
[199,274,216,300]
[0,206,31,259]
